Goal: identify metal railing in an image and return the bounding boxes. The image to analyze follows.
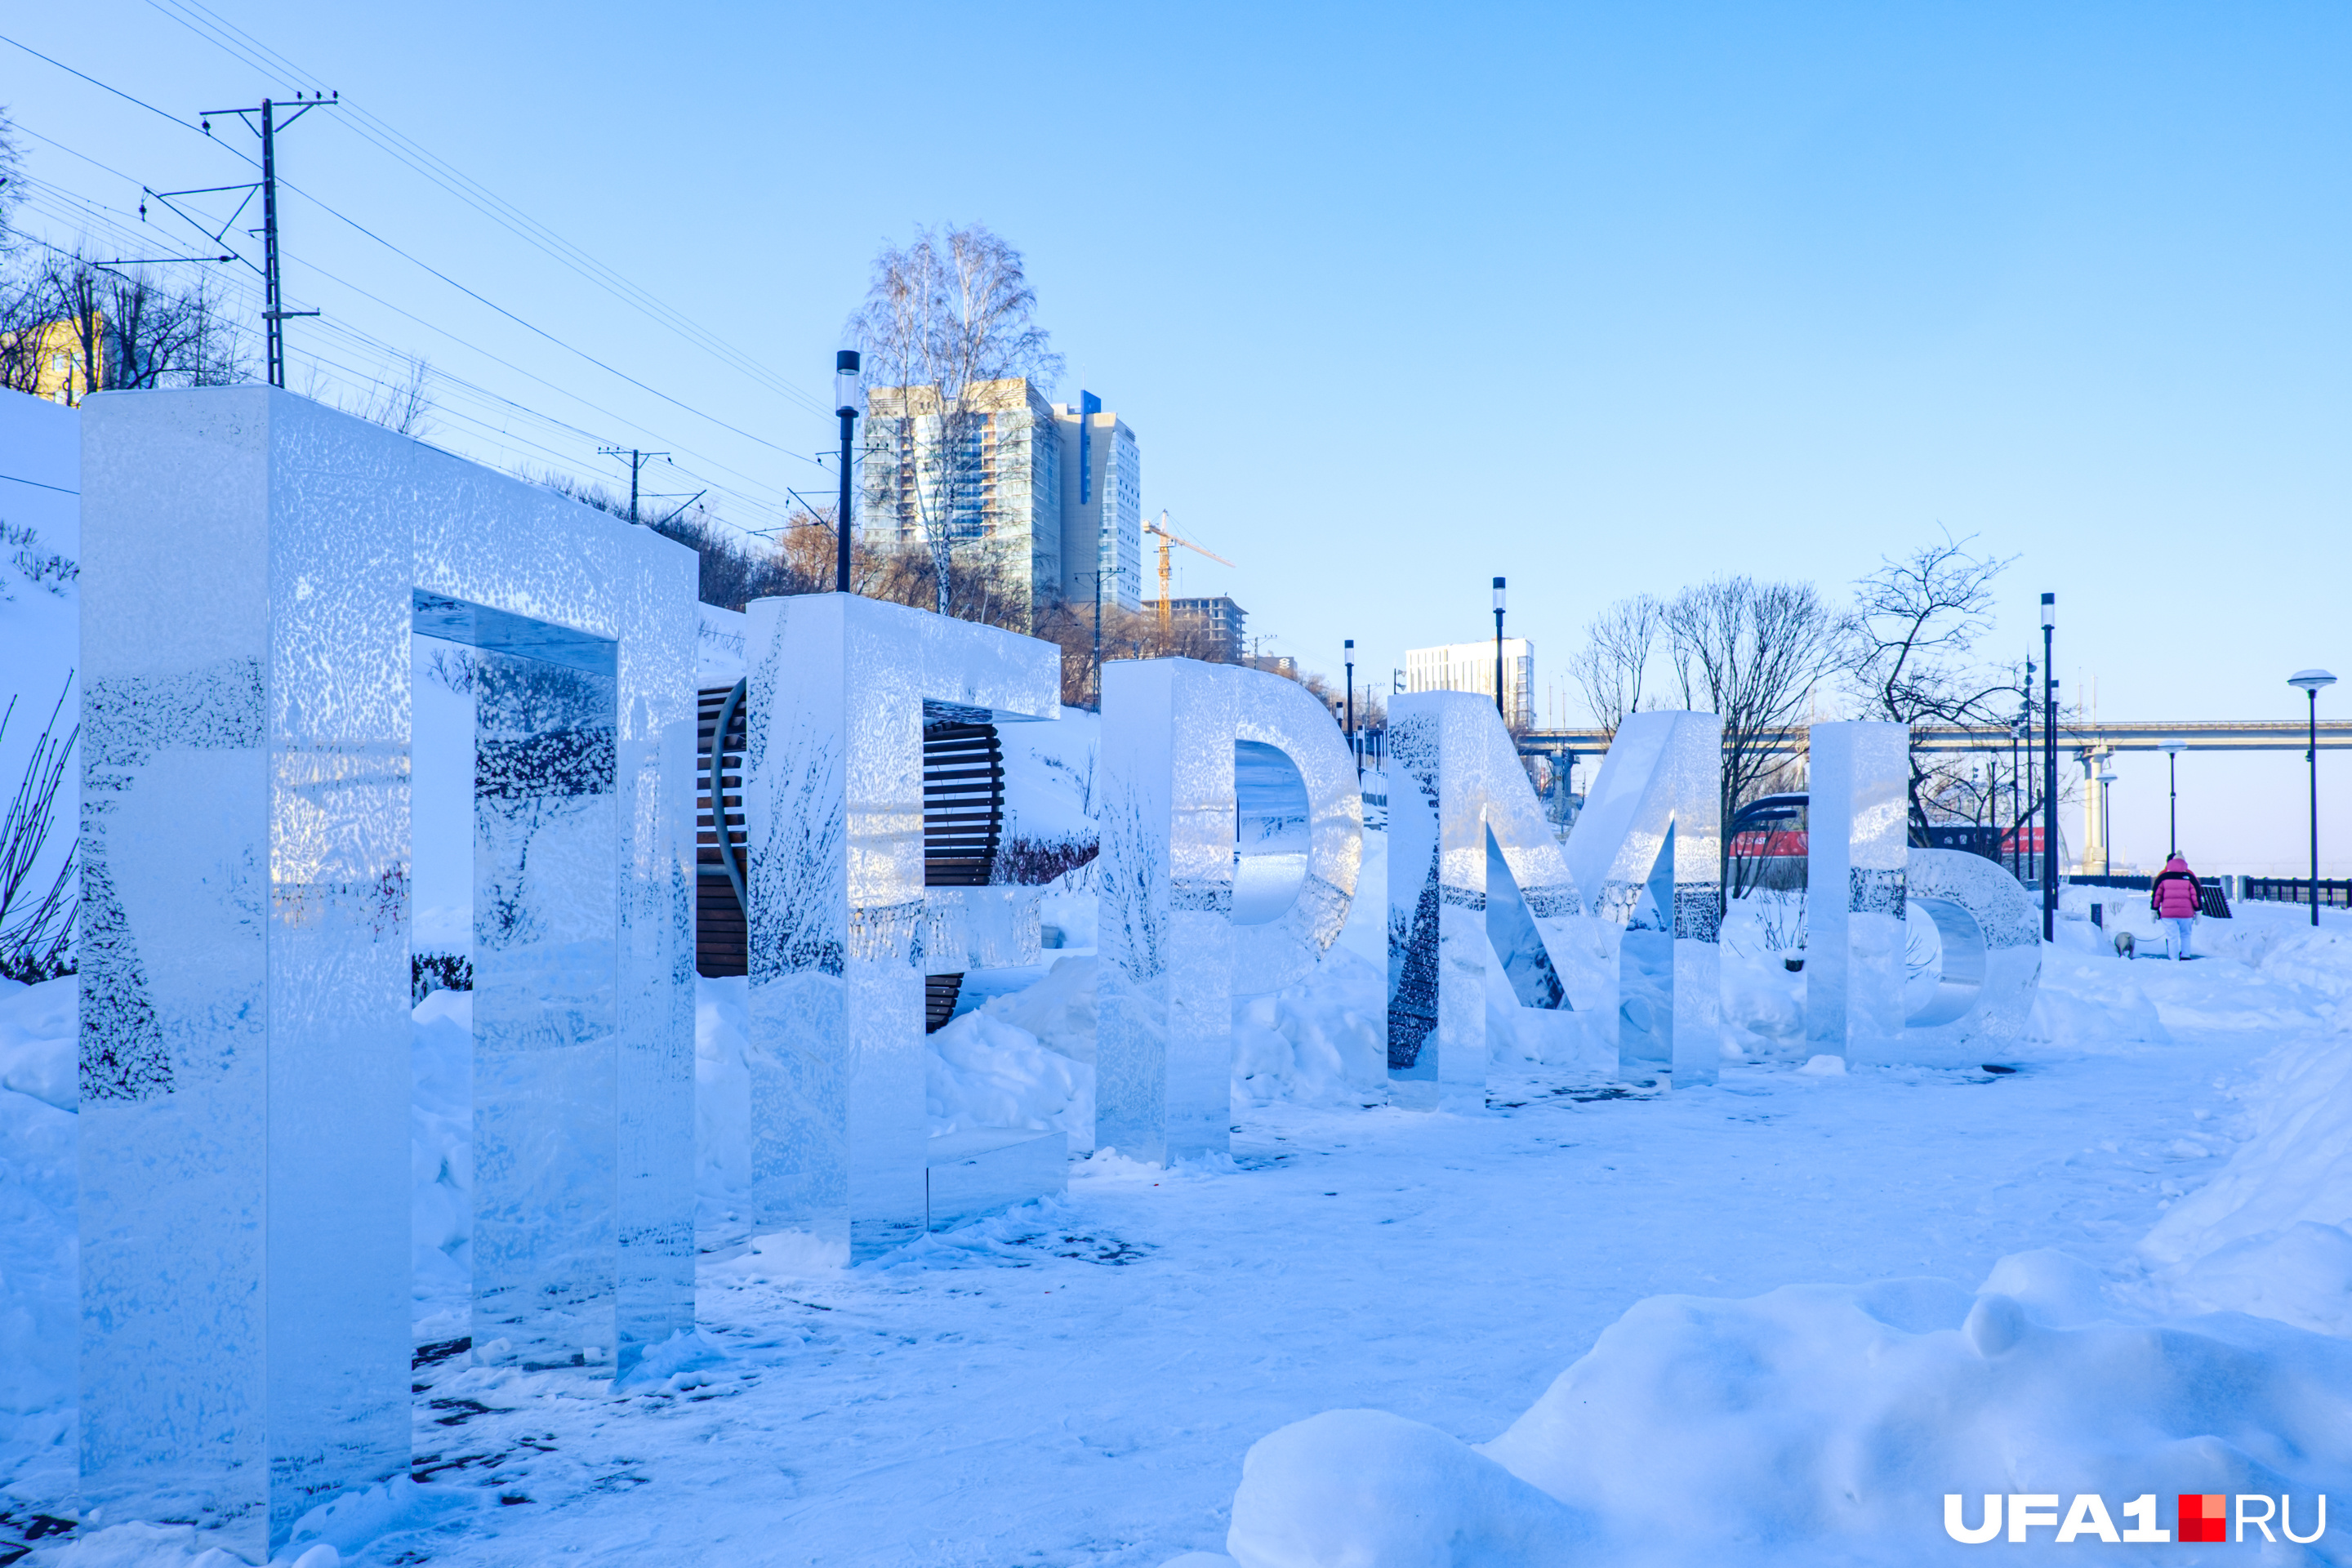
[2241,876,2352,909]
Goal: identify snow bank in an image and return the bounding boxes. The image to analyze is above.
[1218,1254,2352,1566]
[1190,903,2352,1567]
[2132,920,2352,1334]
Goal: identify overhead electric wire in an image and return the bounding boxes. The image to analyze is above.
[141,0,834,418]
[10,120,811,535]
[5,34,828,483]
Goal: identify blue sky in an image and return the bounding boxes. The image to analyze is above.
[4,1,2345,870]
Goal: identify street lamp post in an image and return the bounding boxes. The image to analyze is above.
[2158,738,2186,856]
[833,350,861,594]
[2289,669,2337,926]
[2041,595,2057,940]
[2096,762,2117,877]
[1492,577,1508,724]
[1344,639,1357,777]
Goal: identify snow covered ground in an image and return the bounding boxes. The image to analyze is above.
[7,861,2352,1564]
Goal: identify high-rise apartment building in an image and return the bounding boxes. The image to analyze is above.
[1405,639,1535,728]
[859,377,1062,628]
[1054,393,1143,614]
[855,381,1146,632]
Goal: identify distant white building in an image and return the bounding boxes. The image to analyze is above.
[1405,639,1535,728]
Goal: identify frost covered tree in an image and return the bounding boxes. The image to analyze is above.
[847,224,1063,618]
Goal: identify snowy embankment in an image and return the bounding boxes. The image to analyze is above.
[1194,899,2352,1568]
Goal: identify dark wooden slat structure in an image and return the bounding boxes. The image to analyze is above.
[693,696,1011,1031]
[918,718,1004,1031]
[694,685,748,978]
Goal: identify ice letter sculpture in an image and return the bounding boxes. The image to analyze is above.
[1802,722,1909,1062]
[1097,659,1360,1163]
[1883,847,2042,1066]
[739,593,1062,1260]
[78,386,697,1557]
[1387,699,1721,1105]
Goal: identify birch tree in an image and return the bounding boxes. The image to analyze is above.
[848,225,1062,616]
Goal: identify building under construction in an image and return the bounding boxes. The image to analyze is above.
[1169,595,1246,662]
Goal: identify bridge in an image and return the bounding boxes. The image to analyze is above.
[1514,719,2352,760]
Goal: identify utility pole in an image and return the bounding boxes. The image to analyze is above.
[2041,594,2058,942]
[196,92,335,389]
[596,448,669,524]
[1093,568,1105,710]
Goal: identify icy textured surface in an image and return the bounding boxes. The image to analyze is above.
[1388,700,1718,1107]
[1885,848,2043,1066]
[1098,659,1240,1165]
[1566,710,1723,1089]
[1230,674,1361,997]
[738,593,1057,1260]
[74,386,696,1554]
[1804,722,1909,1060]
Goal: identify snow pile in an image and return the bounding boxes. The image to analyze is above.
[2026,947,2173,1049]
[929,1010,1093,1142]
[1214,1253,2352,1567]
[2137,923,2352,1334]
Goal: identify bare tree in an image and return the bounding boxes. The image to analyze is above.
[848,224,1062,617]
[305,353,434,438]
[0,106,24,252]
[2,250,247,397]
[1845,533,2019,840]
[1570,592,1666,739]
[0,679,78,982]
[1664,576,1846,887]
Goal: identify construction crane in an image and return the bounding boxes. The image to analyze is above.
[1143,510,1236,635]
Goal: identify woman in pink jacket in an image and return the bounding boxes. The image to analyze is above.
[2149,854,2203,959]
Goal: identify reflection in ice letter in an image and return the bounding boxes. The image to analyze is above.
[1386,699,1721,1106]
[1098,659,1361,1164]
[740,594,1062,1261]
[77,386,697,1559]
[1803,722,1909,1062]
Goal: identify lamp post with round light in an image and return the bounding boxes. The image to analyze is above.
[1492,577,1508,724]
[2289,669,2336,925]
[2158,739,2186,856]
[1344,639,1357,776]
[2096,761,2117,877]
[833,350,861,593]
[2041,594,2058,940]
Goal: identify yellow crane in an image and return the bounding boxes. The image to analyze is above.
[1143,510,1235,635]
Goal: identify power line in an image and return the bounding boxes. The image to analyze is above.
[4,35,826,473]
[140,0,832,419]
[13,118,810,530]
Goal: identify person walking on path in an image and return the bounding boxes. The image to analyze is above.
[2150,853,2203,960]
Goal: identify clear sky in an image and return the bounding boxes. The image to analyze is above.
[4,1,2345,871]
